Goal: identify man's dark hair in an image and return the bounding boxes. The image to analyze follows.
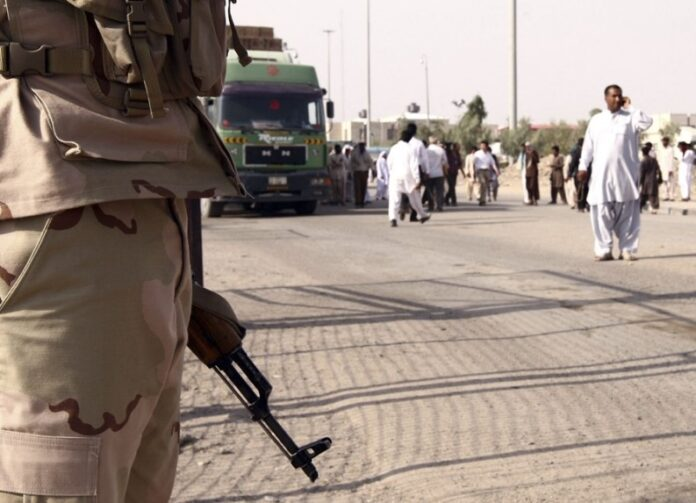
[480,140,489,147]
[334,144,342,154]
[552,145,560,152]
[604,84,623,96]
[401,129,414,143]
[641,144,652,157]
[662,136,671,143]
[406,122,418,135]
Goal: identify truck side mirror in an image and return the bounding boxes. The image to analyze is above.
[326,100,335,120]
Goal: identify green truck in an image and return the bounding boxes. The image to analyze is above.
[202,49,334,217]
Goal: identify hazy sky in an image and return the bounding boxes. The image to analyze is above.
[234,0,696,125]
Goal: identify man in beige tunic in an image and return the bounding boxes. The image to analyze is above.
[0,2,245,501]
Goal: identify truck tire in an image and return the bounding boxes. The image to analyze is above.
[201,199,224,218]
[294,201,318,216]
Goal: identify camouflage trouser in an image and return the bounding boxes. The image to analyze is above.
[0,199,192,502]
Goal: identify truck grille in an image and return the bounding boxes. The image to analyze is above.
[245,146,307,166]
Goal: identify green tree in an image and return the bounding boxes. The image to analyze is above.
[659,122,681,142]
[499,118,533,156]
[532,121,581,155]
[453,95,491,150]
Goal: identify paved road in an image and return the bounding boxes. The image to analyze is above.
[173,186,696,502]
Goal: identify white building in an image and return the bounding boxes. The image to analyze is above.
[328,112,451,147]
[644,112,696,144]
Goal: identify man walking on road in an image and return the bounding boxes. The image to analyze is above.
[350,142,373,208]
[567,138,590,212]
[463,146,477,202]
[658,136,677,201]
[329,144,348,205]
[425,137,448,212]
[388,130,430,227]
[524,142,541,206]
[517,143,530,205]
[473,141,498,206]
[677,142,695,201]
[579,85,653,261]
[549,145,568,204]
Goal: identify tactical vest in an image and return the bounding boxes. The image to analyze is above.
[0,0,249,119]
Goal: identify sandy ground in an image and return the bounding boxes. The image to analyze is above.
[172,181,696,502]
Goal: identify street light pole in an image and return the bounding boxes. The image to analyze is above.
[510,0,518,130]
[366,0,372,147]
[421,55,431,127]
[323,29,334,99]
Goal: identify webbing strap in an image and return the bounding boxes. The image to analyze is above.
[227,1,251,67]
[0,43,92,77]
[125,0,165,118]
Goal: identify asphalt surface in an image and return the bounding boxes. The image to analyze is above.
[173,184,696,502]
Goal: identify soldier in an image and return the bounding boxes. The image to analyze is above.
[0,2,247,501]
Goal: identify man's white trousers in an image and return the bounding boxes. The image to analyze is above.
[521,169,529,203]
[388,180,428,221]
[589,199,640,256]
[679,165,693,200]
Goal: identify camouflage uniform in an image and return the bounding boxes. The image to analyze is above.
[0,1,241,501]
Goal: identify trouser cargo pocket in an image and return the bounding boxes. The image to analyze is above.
[0,429,99,500]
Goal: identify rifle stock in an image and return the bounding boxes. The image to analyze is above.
[185,201,331,482]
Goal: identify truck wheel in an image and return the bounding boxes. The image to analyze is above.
[201,199,224,218]
[294,201,318,216]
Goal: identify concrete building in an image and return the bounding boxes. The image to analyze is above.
[328,112,450,147]
[644,112,696,144]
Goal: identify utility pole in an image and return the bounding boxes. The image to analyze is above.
[323,29,334,99]
[421,55,431,127]
[366,0,372,147]
[510,0,518,130]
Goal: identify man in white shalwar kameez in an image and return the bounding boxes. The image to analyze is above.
[677,142,695,201]
[579,85,653,261]
[376,151,389,200]
[388,130,430,227]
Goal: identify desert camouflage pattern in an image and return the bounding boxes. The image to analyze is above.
[0,1,242,221]
[0,199,191,502]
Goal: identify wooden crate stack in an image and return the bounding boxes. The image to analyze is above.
[229,26,284,52]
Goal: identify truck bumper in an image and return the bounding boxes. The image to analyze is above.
[214,171,332,204]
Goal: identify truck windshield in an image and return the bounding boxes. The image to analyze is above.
[221,91,325,131]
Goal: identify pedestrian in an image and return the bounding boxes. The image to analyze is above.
[517,143,530,204]
[350,142,372,208]
[658,136,677,201]
[549,145,568,204]
[445,143,464,206]
[343,145,354,203]
[578,85,653,261]
[0,3,249,499]
[524,142,541,205]
[567,138,590,212]
[376,151,390,200]
[401,123,430,221]
[425,137,448,212]
[388,130,430,227]
[488,153,500,202]
[328,144,348,205]
[464,146,477,202]
[473,141,498,206]
[639,144,662,214]
[677,142,695,201]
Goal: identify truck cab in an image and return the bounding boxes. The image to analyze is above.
[203,50,333,217]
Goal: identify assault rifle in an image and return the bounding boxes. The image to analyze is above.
[185,206,332,483]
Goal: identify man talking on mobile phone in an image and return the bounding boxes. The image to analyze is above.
[578,84,653,262]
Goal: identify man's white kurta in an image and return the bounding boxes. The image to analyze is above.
[409,137,430,174]
[657,146,676,179]
[579,108,653,205]
[388,140,420,193]
[678,149,695,199]
[426,144,447,178]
